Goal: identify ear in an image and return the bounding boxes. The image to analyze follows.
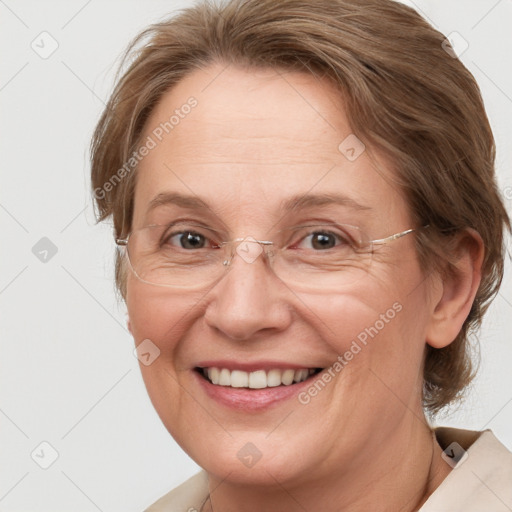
[126,314,133,334]
[426,229,484,349]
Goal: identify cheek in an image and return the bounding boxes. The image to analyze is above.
[300,265,429,380]
[297,282,405,353]
[125,278,202,433]
[299,292,428,438]
[125,277,203,367]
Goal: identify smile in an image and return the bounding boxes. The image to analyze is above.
[199,367,322,389]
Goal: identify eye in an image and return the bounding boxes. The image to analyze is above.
[168,231,207,249]
[159,225,220,250]
[296,230,350,250]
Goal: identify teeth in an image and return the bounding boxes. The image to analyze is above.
[231,370,249,388]
[219,368,230,386]
[248,370,267,389]
[208,367,219,385]
[294,369,309,383]
[266,369,282,387]
[202,367,315,389]
[281,369,295,385]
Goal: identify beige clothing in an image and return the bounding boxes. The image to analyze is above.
[145,428,512,511]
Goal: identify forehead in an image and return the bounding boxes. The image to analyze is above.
[133,63,407,229]
[142,64,346,165]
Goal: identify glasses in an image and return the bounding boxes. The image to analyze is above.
[116,222,420,292]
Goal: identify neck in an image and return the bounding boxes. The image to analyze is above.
[203,421,451,512]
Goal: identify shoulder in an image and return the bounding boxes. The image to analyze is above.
[421,428,512,511]
[144,471,209,512]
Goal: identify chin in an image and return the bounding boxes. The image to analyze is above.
[170,419,320,488]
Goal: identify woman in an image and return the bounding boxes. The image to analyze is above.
[90,0,511,510]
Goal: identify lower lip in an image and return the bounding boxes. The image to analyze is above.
[193,370,317,412]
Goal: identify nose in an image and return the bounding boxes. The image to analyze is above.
[203,246,293,341]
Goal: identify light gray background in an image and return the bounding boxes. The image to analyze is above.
[1,1,511,510]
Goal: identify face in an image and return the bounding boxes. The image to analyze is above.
[126,63,435,487]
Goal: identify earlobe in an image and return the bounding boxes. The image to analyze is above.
[426,229,484,349]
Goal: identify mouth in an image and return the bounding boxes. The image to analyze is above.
[196,367,323,389]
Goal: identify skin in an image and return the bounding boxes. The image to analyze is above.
[125,63,483,511]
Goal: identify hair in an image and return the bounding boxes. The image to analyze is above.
[90,0,510,415]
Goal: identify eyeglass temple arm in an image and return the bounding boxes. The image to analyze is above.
[371,228,416,245]
[371,225,429,245]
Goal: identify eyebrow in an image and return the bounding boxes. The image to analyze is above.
[146,191,372,215]
[281,193,372,213]
[147,192,210,213]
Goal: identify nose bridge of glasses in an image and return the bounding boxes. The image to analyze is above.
[222,236,274,267]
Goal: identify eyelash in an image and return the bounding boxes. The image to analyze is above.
[294,229,350,249]
[159,222,355,250]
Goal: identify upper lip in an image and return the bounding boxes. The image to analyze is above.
[195,360,322,372]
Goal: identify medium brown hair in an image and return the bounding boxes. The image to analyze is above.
[90,0,510,414]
